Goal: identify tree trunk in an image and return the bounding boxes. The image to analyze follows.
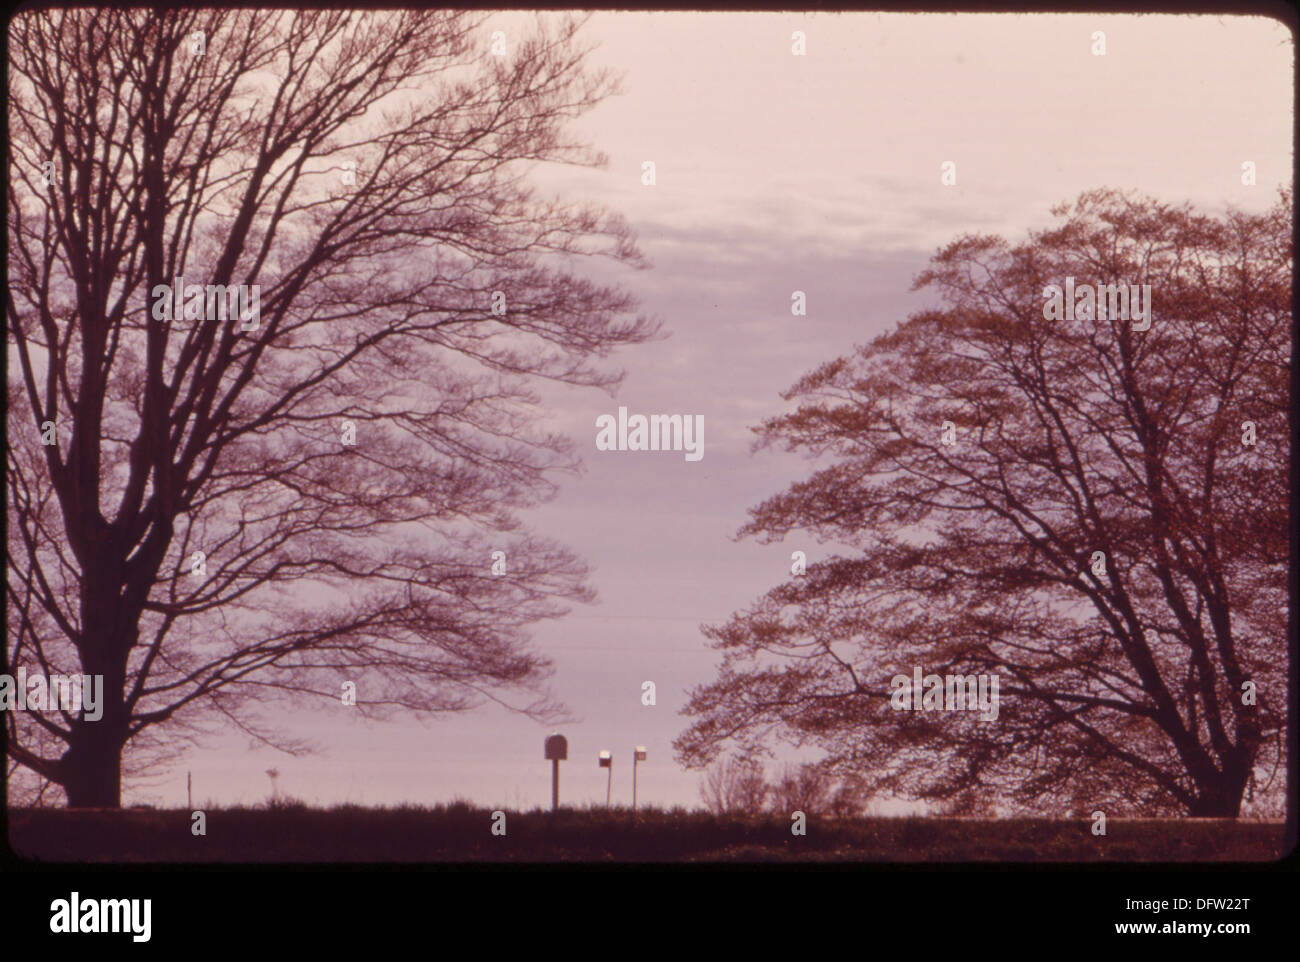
[1187,763,1250,817]
[65,571,132,808]
[61,721,125,808]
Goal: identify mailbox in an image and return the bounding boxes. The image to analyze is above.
[598,750,612,768]
[544,734,568,761]
[635,746,647,762]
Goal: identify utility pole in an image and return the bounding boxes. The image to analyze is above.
[633,746,647,810]
[544,734,567,811]
[598,750,612,807]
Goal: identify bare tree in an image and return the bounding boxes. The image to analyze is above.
[6,10,655,807]
[827,774,870,818]
[768,762,832,815]
[699,756,769,814]
[676,189,1290,818]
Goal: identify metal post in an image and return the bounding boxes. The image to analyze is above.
[598,749,612,806]
[545,734,567,810]
[187,771,192,809]
[632,747,646,811]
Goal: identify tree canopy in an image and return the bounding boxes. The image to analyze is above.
[7,9,655,807]
[676,189,1290,817]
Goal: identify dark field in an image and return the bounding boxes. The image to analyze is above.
[6,806,1289,863]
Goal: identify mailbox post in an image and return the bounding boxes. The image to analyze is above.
[544,733,567,811]
[598,750,612,807]
[633,746,647,810]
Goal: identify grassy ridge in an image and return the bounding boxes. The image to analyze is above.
[6,804,1288,863]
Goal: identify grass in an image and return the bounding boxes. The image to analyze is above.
[6,804,1288,863]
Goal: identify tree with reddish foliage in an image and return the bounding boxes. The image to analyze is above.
[7,9,654,807]
[676,189,1290,818]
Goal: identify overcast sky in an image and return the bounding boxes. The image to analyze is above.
[161,11,1292,812]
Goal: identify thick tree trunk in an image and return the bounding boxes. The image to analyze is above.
[1187,761,1251,817]
[1187,795,1243,818]
[59,648,128,807]
[65,570,133,809]
[61,721,126,808]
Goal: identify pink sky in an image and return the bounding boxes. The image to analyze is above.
[136,11,1292,811]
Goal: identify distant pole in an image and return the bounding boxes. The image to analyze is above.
[544,734,567,811]
[633,746,647,811]
[187,771,192,809]
[598,750,612,807]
